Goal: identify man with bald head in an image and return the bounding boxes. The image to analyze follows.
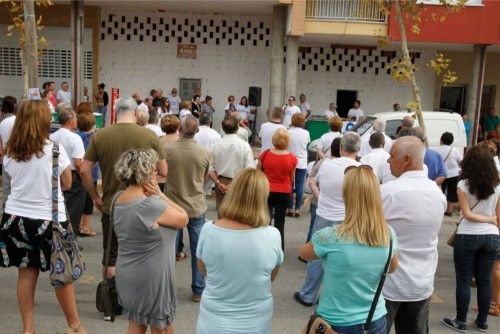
[164,115,210,302]
[381,136,446,334]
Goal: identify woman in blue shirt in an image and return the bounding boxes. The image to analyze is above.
[299,166,399,334]
[196,168,283,334]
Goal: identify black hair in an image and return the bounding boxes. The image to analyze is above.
[222,115,239,134]
[1,96,17,115]
[331,137,342,158]
[460,146,499,200]
[440,132,454,146]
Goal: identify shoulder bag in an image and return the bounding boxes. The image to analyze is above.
[95,191,123,322]
[49,142,86,288]
[303,237,393,334]
[447,200,480,247]
[443,147,453,163]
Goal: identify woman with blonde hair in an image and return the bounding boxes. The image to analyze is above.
[196,168,283,334]
[0,100,87,333]
[179,100,192,119]
[300,167,398,334]
[258,128,297,250]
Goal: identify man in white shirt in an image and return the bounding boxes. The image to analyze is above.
[294,132,361,307]
[299,94,311,119]
[145,108,164,137]
[208,115,255,215]
[56,81,72,104]
[259,107,286,151]
[195,114,222,195]
[360,131,391,183]
[49,104,86,239]
[0,96,17,209]
[359,119,393,157]
[283,96,301,128]
[168,88,182,115]
[381,136,446,334]
[347,99,364,121]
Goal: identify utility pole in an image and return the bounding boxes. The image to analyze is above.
[71,0,84,109]
[23,0,39,97]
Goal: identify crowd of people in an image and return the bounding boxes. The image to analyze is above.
[0,88,498,334]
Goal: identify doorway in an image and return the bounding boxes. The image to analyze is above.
[336,90,357,118]
[179,78,201,102]
[439,85,467,114]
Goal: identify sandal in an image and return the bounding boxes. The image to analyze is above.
[294,211,301,218]
[79,226,96,237]
[65,324,85,334]
[286,211,294,217]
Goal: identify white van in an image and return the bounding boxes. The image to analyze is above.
[351,111,467,149]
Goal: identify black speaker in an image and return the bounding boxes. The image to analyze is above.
[248,86,262,107]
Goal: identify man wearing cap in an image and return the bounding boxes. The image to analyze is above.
[168,88,182,116]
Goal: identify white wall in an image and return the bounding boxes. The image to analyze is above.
[0,25,93,99]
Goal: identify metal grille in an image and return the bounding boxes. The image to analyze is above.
[306,0,387,23]
[0,47,23,76]
[0,48,93,79]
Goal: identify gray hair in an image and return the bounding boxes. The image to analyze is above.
[394,136,424,165]
[148,108,158,124]
[57,103,76,124]
[412,126,427,144]
[341,132,361,153]
[373,119,386,132]
[402,115,414,128]
[136,108,149,126]
[114,149,159,185]
[115,97,138,116]
[180,115,199,138]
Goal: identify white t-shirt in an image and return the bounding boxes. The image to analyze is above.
[457,180,499,235]
[381,170,446,301]
[283,105,300,128]
[288,127,311,169]
[236,104,251,121]
[299,102,311,116]
[359,132,393,157]
[179,108,192,119]
[56,90,72,104]
[248,106,257,121]
[49,128,85,170]
[316,157,361,221]
[195,125,222,150]
[347,108,364,121]
[324,110,338,119]
[168,95,182,115]
[259,122,286,151]
[4,142,70,221]
[360,148,390,182]
[431,145,462,178]
[0,115,16,146]
[318,131,341,158]
[145,124,164,137]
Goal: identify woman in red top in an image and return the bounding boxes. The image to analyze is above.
[258,128,297,250]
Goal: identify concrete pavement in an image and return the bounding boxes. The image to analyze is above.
[0,197,499,333]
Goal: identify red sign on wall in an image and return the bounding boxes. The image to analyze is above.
[110,88,119,125]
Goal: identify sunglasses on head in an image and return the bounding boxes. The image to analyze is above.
[344,164,373,175]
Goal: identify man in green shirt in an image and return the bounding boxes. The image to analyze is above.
[80,97,167,311]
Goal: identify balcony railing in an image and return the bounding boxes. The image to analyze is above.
[306,0,387,23]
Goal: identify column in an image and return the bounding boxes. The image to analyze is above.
[284,35,299,101]
[466,45,487,146]
[71,0,84,109]
[269,5,286,111]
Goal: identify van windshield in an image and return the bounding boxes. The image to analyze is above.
[350,117,376,136]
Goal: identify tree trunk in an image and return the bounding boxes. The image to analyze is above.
[23,0,38,96]
[394,0,427,145]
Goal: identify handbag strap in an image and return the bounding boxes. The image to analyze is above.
[103,191,123,279]
[458,200,480,225]
[443,147,453,163]
[51,142,60,224]
[363,234,393,330]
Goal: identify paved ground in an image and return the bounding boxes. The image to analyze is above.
[0,197,499,334]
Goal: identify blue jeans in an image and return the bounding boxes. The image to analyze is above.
[454,234,499,325]
[288,168,307,210]
[176,229,184,255]
[306,202,317,242]
[187,215,206,296]
[298,215,342,303]
[332,315,386,334]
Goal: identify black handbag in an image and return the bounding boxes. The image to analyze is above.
[95,192,123,322]
[303,236,393,334]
